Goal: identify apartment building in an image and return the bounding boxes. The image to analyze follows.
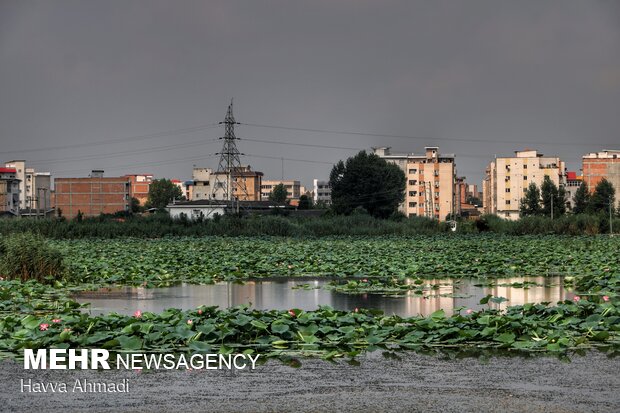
[313,179,332,205]
[4,160,52,211]
[260,180,301,201]
[191,166,262,201]
[582,150,620,194]
[124,174,153,205]
[564,171,583,210]
[54,170,130,218]
[373,146,456,221]
[483,149,566,220]
[0,167,20,215]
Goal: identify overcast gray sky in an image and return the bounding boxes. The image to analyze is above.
[1,0,619,188]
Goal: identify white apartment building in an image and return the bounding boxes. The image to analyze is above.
[4,160,52,211]
[483,149,566,220]
[313,179,332,205]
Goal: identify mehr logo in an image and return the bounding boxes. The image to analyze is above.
[24,349,111,370]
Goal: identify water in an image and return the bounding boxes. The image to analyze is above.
[75,276,570,317]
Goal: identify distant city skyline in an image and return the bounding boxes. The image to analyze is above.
[1,0,619,187]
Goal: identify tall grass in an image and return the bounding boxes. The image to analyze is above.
[0,232,66,282]
[0,213,617,239]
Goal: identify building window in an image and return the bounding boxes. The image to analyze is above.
[506,200,510,205]
[523,164,527,169]
[408,169,417,174]
[409,191,417,196]
[523,176,527,180]
[505,188,510,192]
[409,180,417,186]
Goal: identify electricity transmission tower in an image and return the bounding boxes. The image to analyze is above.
[212,100,249,204]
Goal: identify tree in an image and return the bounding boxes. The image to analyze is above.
[329,151,406,219]
[588,178,616,215]
[519,182,541,217]
[130,197,141,213]
[540,176,566,218]
[572,182,590,214]
[297,194,312,210]
[146,179,183,210]
[268,183,288,203]
[467,196,482,207]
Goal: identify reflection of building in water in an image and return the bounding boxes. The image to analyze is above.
[78,277,568,317]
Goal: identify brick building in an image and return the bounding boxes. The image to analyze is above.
[124,174,153,205]
[54,171,130,218]
[582,150,620,194]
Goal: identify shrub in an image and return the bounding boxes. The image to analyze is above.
[0,232,66,283]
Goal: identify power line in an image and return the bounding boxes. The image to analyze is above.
[240,122,615,147]
[241,137,365,151]
[28,138,219,166]
[0,123,220,156]
[244,153,335,165]
[51,154,219,176]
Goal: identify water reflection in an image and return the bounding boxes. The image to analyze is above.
[76,276,568,317]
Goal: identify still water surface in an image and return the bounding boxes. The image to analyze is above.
[76,276,570,317]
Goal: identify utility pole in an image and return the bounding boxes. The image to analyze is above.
[551,193,553,220]
[213,100,250,208]
[610,197,614,236]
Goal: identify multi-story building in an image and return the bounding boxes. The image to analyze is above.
[582,150,620,194]
[564,171,583,210]
[0,167,20,215]
[373,146,456,220]
[313,179,332,205]
[4,160,52,211]
[124,174,153,205]
[483,149,566,220]
[54,170,130,218]
[260,180,301,201]
[191,166,262,201]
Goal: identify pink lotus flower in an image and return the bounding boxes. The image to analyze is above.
[362,279,368,283]
[197,309,203,315]
[134,310,142,318]
[602,295,610,302]
[466,309,473,315]
[187,319,193,325]
[354,307,359,313]
[288,310,296,317]
[39,323,49,331]
[573,296,581,302]
[52,318,61,323]
[63,328,71,332]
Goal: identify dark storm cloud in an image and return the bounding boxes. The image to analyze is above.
[1,0,619,186]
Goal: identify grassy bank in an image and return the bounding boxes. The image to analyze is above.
[1,213,619,238]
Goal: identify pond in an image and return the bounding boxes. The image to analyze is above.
[75,276,571,317]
